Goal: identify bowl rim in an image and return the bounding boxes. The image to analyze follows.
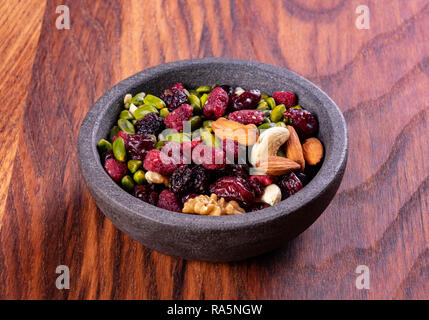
[78,57,347,231]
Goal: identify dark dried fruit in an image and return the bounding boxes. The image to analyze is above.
[273,91,296,107]
[157,190,182,212]
[295,172,310,186]
[209,176,255,206]
[173,83,185,90]
[278,172,303,199]
[125,133,155,161]
[164,104,193,132]
[143,149,178,176]
[221,139,241,163]
[133,184,159,206]
[181,193,198,205]
[217,164,249,179]
[249,178,264,198]
[169,164,209,194]
[100,150,114,166]
[135,112,165,136]
[218,84,234,96]
[160,86,188,111]
[230,89,261,111]
[104,158,127,182]
[228,110,265,125]
[283,109,318,139]
[203,87,229,119]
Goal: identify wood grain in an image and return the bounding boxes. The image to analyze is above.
[0,0,428,299]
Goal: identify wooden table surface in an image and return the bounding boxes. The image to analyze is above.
[0,0,428,300]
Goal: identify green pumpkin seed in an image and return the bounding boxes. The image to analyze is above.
[124,93,132,104]
[256,101,269,111]
[121,175,135,192]
[276,121,286,127]
[200,128,220,147]
[290,105,302,109]
[270,104,286,122]
[119,110,133,120]
[203,120,213,128]
[160,108,170,118]
[118,119,135,134]
[109,126,120,141]
[133,170,146,185]
[266,97,276,110]
[191,129,202,140]
[188,89,199,97]
[200,93,209,107]
[133,108,152,121]
[113,137,126,162]
[127,160,142,174]
[196,86,211,94]
[261,94,269,100]
[189,115,202,131]
[144,94,166,109]
[211,84,218,90]
[97,139,112,153]
[155,140,168,150]
[188,94,202,114]
[140,105,159,114]
[130,92,145,106]
[262,116,272,124]
[277,149,286,157]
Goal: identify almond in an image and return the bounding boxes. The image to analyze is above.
[285,125,305,171]
[302,138,324,165]
[212,117,258,146]
[256,156,301,176]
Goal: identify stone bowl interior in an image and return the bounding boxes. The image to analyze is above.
[78,58,347,262]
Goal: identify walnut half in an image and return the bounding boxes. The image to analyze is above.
[182,194,245,216]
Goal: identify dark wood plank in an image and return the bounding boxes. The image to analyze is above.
[0,0,428,299]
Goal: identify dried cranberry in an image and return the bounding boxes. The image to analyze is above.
[104,158,127,182]
[112,131,130,143]
[210,177,255,206]
[135,113,165,136]
[173,83,185,90]
[228,110,265,125]
[157,190,182,212]
[143,149,178,176]
[125,134,155,161]
[160,87,188,111]
[249,178,264,198]
[230,89,261,111]
[283,109,318,139]
[164,104,193,132]
[192,144,226,170]
[218,84,234,96]
[203,87,229,119]
[273,91,296,107]
[161,141,189,165]
[278,172,303,199]
[250,175,274,187]
[222,139,241,163]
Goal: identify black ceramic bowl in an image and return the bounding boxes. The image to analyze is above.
[78,58,347,262]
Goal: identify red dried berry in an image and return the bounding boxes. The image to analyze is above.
[273,91,296,107]
[209,176,255,206]
[100,150,114,166]
[143,149,178,176]
[228,110,265,125]
[125,133,155,161]
[192,144,226,170]
[164,104,193,132]
[230,89,261,111]
[112,131,130,144]
[173,83,185,90]
[278,172,303,199]
[160,87,188,111]
[249,178,265,198]
[250,175,274,187]
[161,141,190,165]
[104,158,127,182]
[203,87,229,119]
[283,109,318,139]
[157,190,182,212]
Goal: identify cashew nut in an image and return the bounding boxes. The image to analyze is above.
[250,127,290,166]
[261,184,282,206]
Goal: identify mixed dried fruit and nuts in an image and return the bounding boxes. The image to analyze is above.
[97,83,324,215]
